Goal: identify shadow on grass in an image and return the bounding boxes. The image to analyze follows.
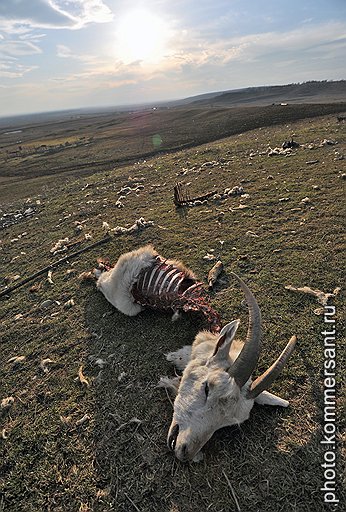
[83,288,344,512]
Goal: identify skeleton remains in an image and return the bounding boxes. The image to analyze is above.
[94,245,221,331]
[161,273,296,462]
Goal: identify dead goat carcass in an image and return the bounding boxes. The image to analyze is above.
[282,137,299,149]
[161,273,296,462]
[93,245,221,331]
[173,182,216,207]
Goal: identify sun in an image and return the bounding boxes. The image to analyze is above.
[116,9,169,64]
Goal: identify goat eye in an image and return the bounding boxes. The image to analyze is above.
[204,382,209,398]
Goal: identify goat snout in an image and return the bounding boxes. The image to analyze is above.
[180,443,188,460]
[168,424,179,451]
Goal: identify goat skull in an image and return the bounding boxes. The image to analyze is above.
[165,273,296,462]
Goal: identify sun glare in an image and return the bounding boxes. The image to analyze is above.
[116,9,169,64]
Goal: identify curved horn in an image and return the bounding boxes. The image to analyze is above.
[229,273,261,388]
[247,335,297,399]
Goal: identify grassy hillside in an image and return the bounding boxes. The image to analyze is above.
[0,113,345,511]
[1,103,345,205]
[192,81,346,107]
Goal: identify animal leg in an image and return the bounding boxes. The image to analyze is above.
[165,346,192,370]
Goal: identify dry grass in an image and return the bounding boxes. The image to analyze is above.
[0,111,345,511]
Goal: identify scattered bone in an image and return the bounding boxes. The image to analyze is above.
[50,238,69,255]
[40,358,55,373]
[77,366,90,387]
[267,175,274,180]
[334,151,344,161]
[5,274,21,283]
[40,299,56,309]
[1,397,15,410]
[203,253,216,261]
[14,313,24,321]
[301,197,311,204]
[246,230,259,238]
[2,428,8,439]
[84,233,92,241]
[66,269,77,276]
[115,199,124,208]
[102,221,111,232]
[285,285,341,306]
[63,298,75,308]
[7,355,26,365]
[47,270,54,285]
[76,414,90,426]
[321,139,337,146]
[78,270,95,281]
[306,160,319,165]
[268,147,292,156]
[75,224,84,233]
[111,217,154,235]
[227,186,244,196]
[229,204,249,211]
[279,197,290,202]
[208,260,224,288]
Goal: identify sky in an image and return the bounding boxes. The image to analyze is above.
[0,0,345,116]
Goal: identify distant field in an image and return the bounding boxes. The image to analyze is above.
[0,102,345,204]
[0,113,345,511]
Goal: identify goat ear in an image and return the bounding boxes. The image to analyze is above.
[254,390,289,407]
[212,319,240,361]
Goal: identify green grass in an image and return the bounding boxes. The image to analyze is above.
[0,112,345,511]
[1,102,345,204]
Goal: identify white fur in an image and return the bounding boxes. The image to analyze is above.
[164,320,290,462]
[96,245,157,316]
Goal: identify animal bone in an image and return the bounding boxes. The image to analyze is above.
[40,358,55,373]
[94,245,221,332]
[173,182,216,207]
[163,273,296,462]
[76,366,90,387]
[208,260,224,288]
[285,285,340,306]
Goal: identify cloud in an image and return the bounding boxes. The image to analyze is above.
[56,44,74,58]
[0,0,113,31]
[56,44,98,64]
[161,21,346,73]
[0,0,77,29]
[0,60,38,78]
[0,40,42,57]
[55,0,113,26]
